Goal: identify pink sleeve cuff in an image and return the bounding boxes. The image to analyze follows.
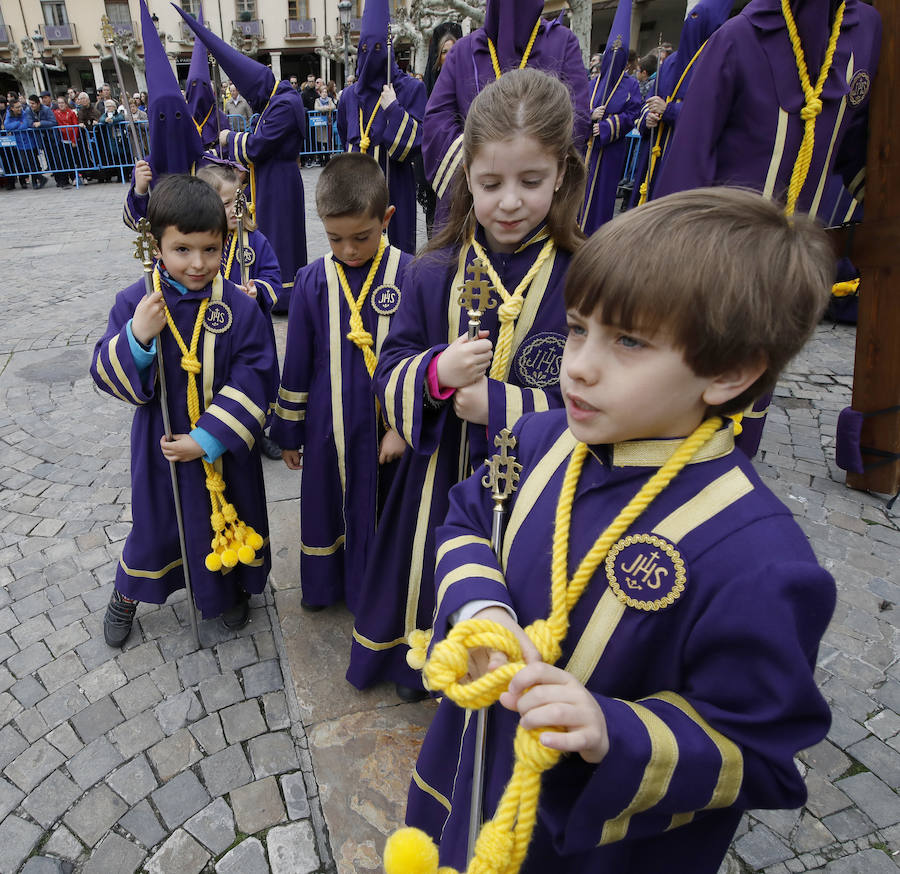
[427,354,455,400]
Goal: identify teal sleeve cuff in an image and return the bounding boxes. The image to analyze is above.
[126,319,157,371]
[191,427,226,463]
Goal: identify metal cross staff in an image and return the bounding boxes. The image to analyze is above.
[209,51,225,159]
[134,219,202,650]
[457,257,496,340]
[234,189,250,288]
[100,14,144,165]
[467,427,522,863]
[384,25,394,190]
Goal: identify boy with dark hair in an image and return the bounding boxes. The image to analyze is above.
[402,187,837,873]
[91,174,277,647]
[270,152,411,615]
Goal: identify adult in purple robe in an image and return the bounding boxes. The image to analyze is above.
[422,0,591,222]
[346,226,571,691]
[629,0,734,208]
[177,5,308,314]
[408,411,834,872]
[184,8,230,149]
[578,0,642,235]
[336,0,426,255]
[270,245,412,611]
[654,0,880,457]
[90,272,278,618]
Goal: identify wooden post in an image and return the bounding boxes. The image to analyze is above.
[846,0,899,494]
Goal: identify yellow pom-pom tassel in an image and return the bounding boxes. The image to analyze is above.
[221,548,239,568]
[247,530,264,550]
[237,545,255,564]
[205,552,223,572]
[383,828,439,874]
[406,628,432,671]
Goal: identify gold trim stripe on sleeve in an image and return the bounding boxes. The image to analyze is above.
[273,402,305,422]
[382,354,413,433]
[504,383,524,433]
[401,350,432,444]
[205,403,255,450]
[432,133,463,196]
[400,119,418,162]
[108,334,142,405]
[388,112,409,157]
[436,562,507,613]
[278,386,309,403]
[219,384,266,427]
[435,534,492,569]
[95,353,131,403]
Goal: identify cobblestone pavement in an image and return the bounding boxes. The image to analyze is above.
[0,181,897,873]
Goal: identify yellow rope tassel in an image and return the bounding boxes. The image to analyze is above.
[469,238,555,381]
[831,277,859,297]
[153,268,263,574]
[222,233,237,281]
[386,417,724,874]
[358,102,381,154]
[333,236,387,379]
[781,0,845,217]
[487,18,541,80]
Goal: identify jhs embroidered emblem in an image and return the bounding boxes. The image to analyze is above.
[371,283,401,316]
[848,70,870,106]
[242,246,256,266]
[605,533,686,611]
[204,301,233,334]
[513,332,566,388]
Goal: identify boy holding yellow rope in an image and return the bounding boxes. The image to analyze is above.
[392,188,837,874]
[91,175,277,647]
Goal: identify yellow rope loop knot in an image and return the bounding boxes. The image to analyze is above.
[359,134,371,153]
[180,352,202,375]
[800,97,823,121]
[522,618,561,665]
[639,181,648,196]
[406,628,434,671]
[651,144,662,158]
[513,726,561,773]
[497,296,524,324]
[206,472,226,496]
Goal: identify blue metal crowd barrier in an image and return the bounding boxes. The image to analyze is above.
[0,110,343,189]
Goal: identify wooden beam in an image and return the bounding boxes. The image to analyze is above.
[846,0,899,495]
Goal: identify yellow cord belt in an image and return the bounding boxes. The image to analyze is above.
[222,232,237,280]
[387,418,724,874]
[358,101,381,153]
[487,18,541,79]
[154,268,264,572]
[469,237,555,381]
[332,236,387,378]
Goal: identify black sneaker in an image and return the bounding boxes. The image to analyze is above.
[300,599,326,613]
[395,683,428,703]
[221,591,250,630]
[260,434,282,460]
[104,589,137,647]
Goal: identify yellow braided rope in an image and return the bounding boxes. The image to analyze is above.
[358,101,381,154]
[332,236,387,379]
[469,238,556,381]
[832,278,859,297]
[487,18,541,80]
[153,267,264,572]
[781,0,845,217]
[388,417,724,874]
[222,232,237,281]
[638,41,707,206]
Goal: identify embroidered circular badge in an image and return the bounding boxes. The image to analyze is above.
[848,70,870,106]
[605,533,687,611]
[242,245,256,267]
[371,283,401,316]
[204,301,233,334]
[514,332,566,388]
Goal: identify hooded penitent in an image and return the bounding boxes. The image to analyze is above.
[596,0,632,88]
[174,4,275,113]
[483,0,546,72]
[184,6,230,145]
[140,0,203,176]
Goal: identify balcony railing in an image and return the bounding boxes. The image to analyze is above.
[0,24,12,46]
[232,19,264,38]
[285,17,315,38]
[40,22,78,46]
[335,16,362,34]
[109,19,140,40]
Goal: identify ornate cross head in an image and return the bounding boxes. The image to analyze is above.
[482,428,522,500]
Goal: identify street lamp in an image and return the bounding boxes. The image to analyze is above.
[31,29,49,93]
[338,0,352,86]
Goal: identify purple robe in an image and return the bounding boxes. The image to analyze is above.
[221,227,281,314]
[422,11,591,218]
[408,410,834,872]
[346,226,572,690]
[269,246,412,611]
[579,72,642,234]
[90,273,278,618]
[337,82,426,255]
[223,82,308,313]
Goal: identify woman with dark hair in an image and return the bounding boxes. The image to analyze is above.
[416,21,463,237]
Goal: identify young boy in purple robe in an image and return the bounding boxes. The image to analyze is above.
[402,187,836,873]
[337,0,426,255]
[347,69,586,701]
[270,153,412,613]
[578,0,642,235]
[423,0,591,225]
[92,175,278,647]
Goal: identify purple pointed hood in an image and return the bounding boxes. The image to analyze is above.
[184,6,229,145]
[598,0,632,83]
[140,0,203,176]
[174,4,275,112]
[354,0,401,100]
[483,0,545,72]
[677,0,734,67]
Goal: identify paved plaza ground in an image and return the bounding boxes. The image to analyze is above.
[0,178,896,873]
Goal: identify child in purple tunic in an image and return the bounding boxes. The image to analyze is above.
[92,175,277,648]
[403,188,836,873]
[270,153,412,614]
[347,69,586,701]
